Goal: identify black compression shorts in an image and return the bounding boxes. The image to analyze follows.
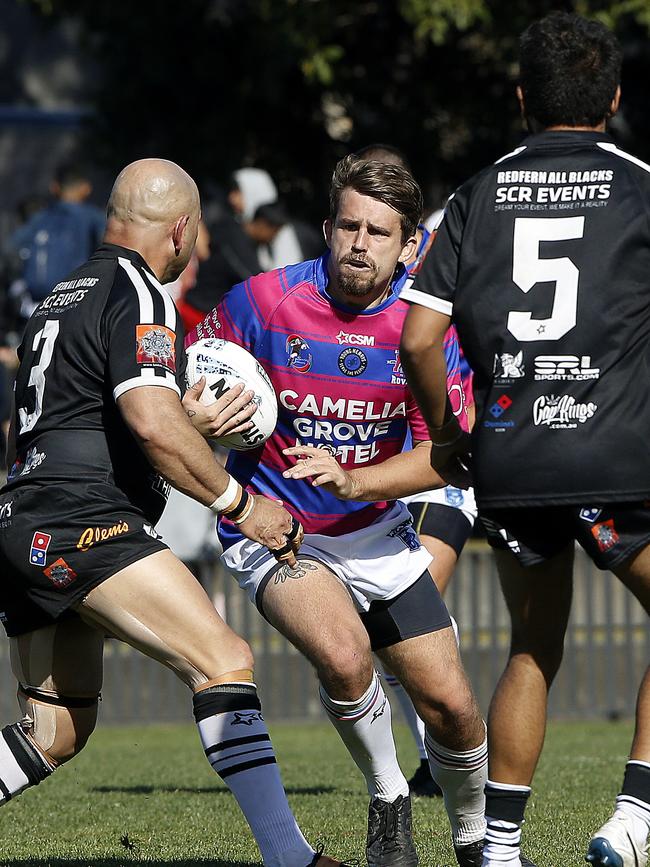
[0,484,167,637]
[407,501,473,557]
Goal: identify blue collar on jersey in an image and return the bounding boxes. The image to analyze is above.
[315,252,408,315]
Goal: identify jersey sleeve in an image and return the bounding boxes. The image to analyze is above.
[185,271,283,352]
[400,190,466,315]
[103,263,184,401]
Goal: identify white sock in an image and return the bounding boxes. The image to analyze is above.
[425,727,488,846]
[615,759,650,848]
[0,724,53,803]
[320,670,409,802]
[382,669,427,761]
[483,779,531,866]
[194,682,313,867]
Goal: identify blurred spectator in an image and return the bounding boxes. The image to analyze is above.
[183,168,321,321]
[8,162,105,319]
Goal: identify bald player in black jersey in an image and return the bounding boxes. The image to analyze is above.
[0,158,342,867]
[401,13,650,867]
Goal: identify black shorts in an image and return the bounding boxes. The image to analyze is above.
[0,483,167,637]
[481,502,650,570]
[407,501,473,557]
[359,571,451,650]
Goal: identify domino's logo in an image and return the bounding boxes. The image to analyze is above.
[30,531,52,566]
[489,395,513,418]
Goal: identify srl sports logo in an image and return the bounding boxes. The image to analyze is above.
[534,355,600,380]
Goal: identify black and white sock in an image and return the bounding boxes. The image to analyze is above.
[320,670,409,802]
[615,760,650,846]
[0,723,53,803]
[425,727,487,846]
[482,780,531,865]
[194,682,313,867]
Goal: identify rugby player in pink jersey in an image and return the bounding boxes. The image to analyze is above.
[186,156,487,867]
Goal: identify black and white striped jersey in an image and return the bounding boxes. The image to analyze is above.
[6,243,185,522]
[402,131,650,508]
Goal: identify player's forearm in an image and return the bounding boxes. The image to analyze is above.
[118,387,233,508]
[347,443,445,501]
[400,338,453,435]
[400,305,460,441]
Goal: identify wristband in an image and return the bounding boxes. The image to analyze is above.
[232,493,256,525]
[430,417,463,448]
[209,475,240,514]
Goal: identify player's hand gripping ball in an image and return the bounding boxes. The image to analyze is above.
[185,338,278,450]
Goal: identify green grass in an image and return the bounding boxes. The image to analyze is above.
[0,718,634,866]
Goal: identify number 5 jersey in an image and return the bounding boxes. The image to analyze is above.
[403,131,650,508]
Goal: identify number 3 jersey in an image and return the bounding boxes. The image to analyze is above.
[187,253,462,541]
[5,244,185,524]
[403,130,650,508]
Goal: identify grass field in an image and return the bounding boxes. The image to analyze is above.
[0,717,634,867]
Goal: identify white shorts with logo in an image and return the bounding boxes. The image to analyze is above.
[221,502,433,613]
[401,485,478,526]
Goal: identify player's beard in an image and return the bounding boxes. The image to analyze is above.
[336,255,379,297]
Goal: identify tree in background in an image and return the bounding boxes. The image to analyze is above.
[26,0,650,216]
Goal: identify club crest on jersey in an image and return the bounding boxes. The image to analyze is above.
[338,347,367,377]
[286,334,312,372]
[494,351,525,381]
[591,519,619,552]
[43,557,77,588]
[136,325,176,372]
[445,487,465,508]
[387,520,420,552]
[29,531,51,566]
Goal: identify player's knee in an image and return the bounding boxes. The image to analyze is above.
[18,686,99,767]
[199,637,255,684]
[511,628,565,682]
[317,637,373,696]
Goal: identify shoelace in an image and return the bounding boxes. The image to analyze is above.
[310,842,360,866]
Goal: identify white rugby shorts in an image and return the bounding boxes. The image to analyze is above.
[401,485,478,527]
[221,502,433,613]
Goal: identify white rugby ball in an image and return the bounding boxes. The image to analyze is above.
[185,338,277,450]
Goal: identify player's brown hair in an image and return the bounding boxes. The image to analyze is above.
[329,155,423,243]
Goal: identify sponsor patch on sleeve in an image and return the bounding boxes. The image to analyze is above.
[136,325,176,372]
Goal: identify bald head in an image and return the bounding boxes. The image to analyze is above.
[107,158,199,226]
[104,158,201,283]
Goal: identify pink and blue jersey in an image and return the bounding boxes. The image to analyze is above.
[187,254,461,546]
[406,225,474,428]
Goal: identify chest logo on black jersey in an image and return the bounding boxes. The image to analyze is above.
[286,334,312,372]
[136,325,176,373]
[338,347,367,376]
[494,351,525,381]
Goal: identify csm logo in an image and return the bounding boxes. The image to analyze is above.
[534,355,600,381]
[336,330,375,346]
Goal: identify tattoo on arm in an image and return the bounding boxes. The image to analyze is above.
[186,409,196,418]
[274,560,318,584]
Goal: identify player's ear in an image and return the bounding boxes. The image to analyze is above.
[323,218,332,248]
[398,233,417,264]
[609,85,621,119]
[172,215,190,255]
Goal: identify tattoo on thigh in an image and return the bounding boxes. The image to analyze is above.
[274,561,318,584]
